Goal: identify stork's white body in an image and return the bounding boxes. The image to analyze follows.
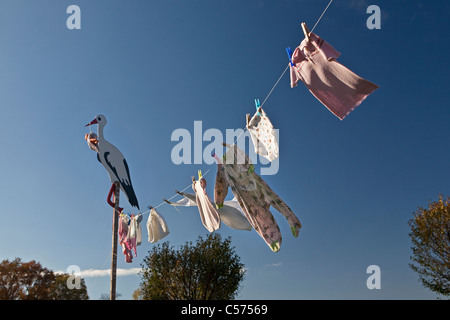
[87,115,140,210]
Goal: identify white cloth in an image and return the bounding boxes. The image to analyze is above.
[147,208,170,243]
[218,199,252,231]
[170,194,197,207]
[246,108,279,162]
[167,191,252,231]
[193,178,221,232]
[129,215,142,247]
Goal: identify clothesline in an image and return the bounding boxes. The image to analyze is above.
[310,0,334,33]
[120,0,335,218]
[232,0,334,146]
[232,62,290,145]
[123,168,213,218]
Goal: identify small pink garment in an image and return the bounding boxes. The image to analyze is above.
[290,32,378,120]
[118,214,142,263]
[118,215,133,263]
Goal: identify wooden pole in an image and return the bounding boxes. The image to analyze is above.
[110,181,120,300]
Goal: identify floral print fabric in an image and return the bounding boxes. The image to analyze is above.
[214,144,301,252]
[247,107,279,162]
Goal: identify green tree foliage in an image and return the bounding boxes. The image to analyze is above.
[0,258,89,300]
[135,233,246,300]
[408,195,450,296]
[50,273,89,300]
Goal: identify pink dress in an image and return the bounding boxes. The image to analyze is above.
[290,32,378,120]
[118,215,133,263]
[118,214,142,263]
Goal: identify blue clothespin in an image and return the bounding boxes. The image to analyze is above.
[255,98,261,116]
[286,47,294,66]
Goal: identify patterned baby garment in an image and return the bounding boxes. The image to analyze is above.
[147,208,170,243]
[214,144,301,252]
[246,107,279,162]
[290,32,378,120]
[193,177,221,232]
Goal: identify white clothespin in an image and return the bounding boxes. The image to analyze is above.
[301,22,310,42]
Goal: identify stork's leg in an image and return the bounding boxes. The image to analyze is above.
[107,183,123,213]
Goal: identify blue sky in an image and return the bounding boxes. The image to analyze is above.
[0,0,448,300]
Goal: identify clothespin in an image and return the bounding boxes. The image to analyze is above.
[147,205,153,210]
[198,170,202,179]
[254,98,261,116]
[301,22,310,42]
[286,47,294,66]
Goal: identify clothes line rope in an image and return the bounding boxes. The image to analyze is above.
[310,0,334,33]
[124,0,335,218]
[125,168,213,218]
[233,1,334,145]
[232,62,290,146]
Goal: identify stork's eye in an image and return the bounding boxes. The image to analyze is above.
[97,117,101,121]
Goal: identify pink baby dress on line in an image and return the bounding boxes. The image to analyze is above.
[290,32,378,120]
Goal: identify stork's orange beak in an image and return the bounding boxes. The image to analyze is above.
[85,118,98,127]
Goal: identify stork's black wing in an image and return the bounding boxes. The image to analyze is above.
[103,152,140,210]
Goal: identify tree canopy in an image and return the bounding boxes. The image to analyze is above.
[0,258,89,300]
[134,233,246,300]
[408,195,450,296]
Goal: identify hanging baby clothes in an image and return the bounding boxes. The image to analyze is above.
[192,177,221,232]
[128,214,142,257]
[289,32,378,120]
[118,214,133,263]
[246,107,279,162]
[147,208,170,243]
[165,191,252,231]
[118,214,142,263]
[214,144,301,252]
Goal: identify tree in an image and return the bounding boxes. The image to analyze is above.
[408,195,450,296]
[0,258,89,300]
[50,274,89,300]
[100,292,121,300]
[134,233,246,300]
